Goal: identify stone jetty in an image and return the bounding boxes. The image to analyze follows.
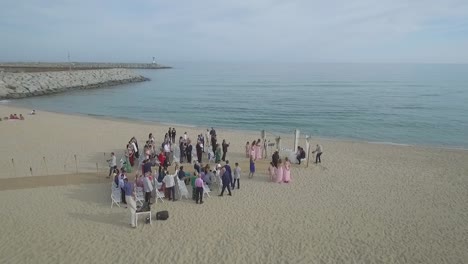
[0,68,149,99]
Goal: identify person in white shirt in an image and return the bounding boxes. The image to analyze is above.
[183,132,188,141]
[312,144,323,164]
[107,152,117,178]
[164,142,171,164]
[143,172,154,204]
[163,168,179,201]
[232,162,241,189]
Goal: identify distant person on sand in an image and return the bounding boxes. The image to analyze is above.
[250,141,256,159]
[296,147,306,164]
[19,114,24,120]
[233,162,241,189]
[255,139,262,160]
[221,139,230,161]
[272,150,279,167]
[119,172,127,204]
[171,128,176,143]
[268,162,276,182]
[275,159,284,183]
[194,173,204,204]
[283,157,291,183]
[30,109,36,115]
[218,166,232,196]
[215,144,222,163]
[249,156,255,178]
[186,142,193,163]
[123,178,136,228]
[107,152,117,178]
[312,144,323,164]
[245,141,250,158]
[196,140,203,163]
[143,172,153,204]
[163,168,178,201]
[205,129,210,150]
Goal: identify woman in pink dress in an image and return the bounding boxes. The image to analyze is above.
[256,139,262,160]
[275,159,284,183]
[250,140,256,160]
[245,141,250,158]
[268,162,276,182]
[283,157,291,183]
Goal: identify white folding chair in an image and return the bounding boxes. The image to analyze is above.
[155,188,165,203]
[135,187,145,206]
[135,211,151,227]
[111,186,122,208]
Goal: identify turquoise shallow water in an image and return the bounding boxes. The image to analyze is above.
[8,62,468,148]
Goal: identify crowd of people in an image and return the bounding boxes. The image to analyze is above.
[109,126,322,228]
[110,127,244,228]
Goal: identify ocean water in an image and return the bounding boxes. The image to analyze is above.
[8,62,468,148]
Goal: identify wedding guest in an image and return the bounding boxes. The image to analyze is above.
[203,168,214,187]
[186,143,193,163]
[249,156,255,178]
[107,152,117,178]
[256,139,262,160]
[245,141,250,158]
[211,135,217,153]
[272,150,279,167]
[224,160,232,186]
[233,162,241,189]
[171,128,176,143]
[196,141,203,163]
[143,172,153,203]
[195,173,204,204]
[215,144,222,163]
[276,159,284,183]
[221,139,230,161]
[250,141,256,160]
[218,166,232,196]
[119,172,127,205]
[123,178,136,228]
[205,129,210,150]
[283,157,291,183]
[312,144,323,163]
[163,168,178,201]
[268,162,276,182]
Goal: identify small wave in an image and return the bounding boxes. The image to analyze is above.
[367,141,412,147]
[0,100,11,103]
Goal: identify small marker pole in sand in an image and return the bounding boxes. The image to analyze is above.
[11,158,16,177]
[43,156,49,176]
[30,167,33,177]
[74,154,78,174]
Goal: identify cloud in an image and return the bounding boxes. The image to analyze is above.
[1,0,467,63]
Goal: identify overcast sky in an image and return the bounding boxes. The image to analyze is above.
[1,0,468,63]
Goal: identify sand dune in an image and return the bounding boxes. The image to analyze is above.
[0,105,467,263]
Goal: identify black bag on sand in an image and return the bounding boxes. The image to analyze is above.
[156,210,169,220]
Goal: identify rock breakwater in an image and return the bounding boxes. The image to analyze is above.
[0,68,149,99]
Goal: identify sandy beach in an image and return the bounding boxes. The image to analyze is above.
[0,104,467,263]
